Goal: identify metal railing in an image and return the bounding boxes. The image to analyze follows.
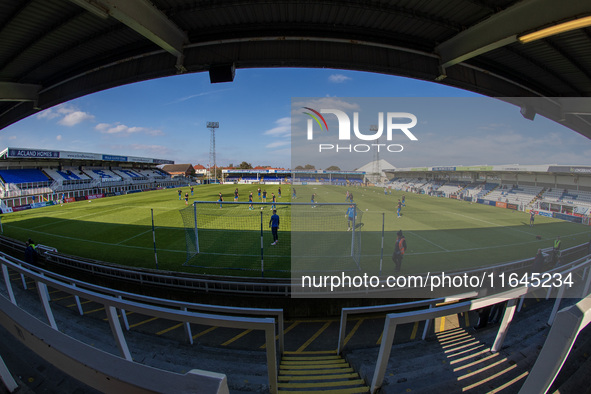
[337,291,478,354]
[0,295,230,393]
[42,249,292,296]
[519,293,591,393]
[0,250,285,354]
[368,255,591,393]
[0,235,587,298]
[0,255,280,393]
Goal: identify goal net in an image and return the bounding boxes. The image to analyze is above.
[180,201,362,275]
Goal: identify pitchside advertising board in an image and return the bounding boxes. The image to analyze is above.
[290,97,591,298]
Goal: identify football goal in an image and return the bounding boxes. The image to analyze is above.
[179,201,362,276]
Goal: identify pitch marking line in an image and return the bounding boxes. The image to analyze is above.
[448,211,536,237]
[407,230,449,252]
[117,229,153,245]
[4,224,186,254]
[365,230,589,257]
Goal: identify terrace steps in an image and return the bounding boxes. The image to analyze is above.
[278,351,369,393]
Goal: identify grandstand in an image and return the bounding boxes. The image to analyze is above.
[223,168,366,186]
[386,164,591,224]
[0,147,181,209]
[2,1,591,393]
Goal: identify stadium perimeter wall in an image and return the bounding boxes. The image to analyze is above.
[0,234,589,318]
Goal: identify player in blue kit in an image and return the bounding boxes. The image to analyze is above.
[270,192,277,210]
[269,210,280,245]
[346,205,356,231]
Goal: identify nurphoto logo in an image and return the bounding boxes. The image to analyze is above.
[302,107,418,153]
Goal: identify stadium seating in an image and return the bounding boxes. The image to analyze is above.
[436,181,466,196]
[84,168,123,182]
[541,188,564,202]
[0,169,50,185]
[44,167,92,182]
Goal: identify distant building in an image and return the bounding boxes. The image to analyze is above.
[162,164,194,178]
[193,164,208,178]
[356,159,396,184]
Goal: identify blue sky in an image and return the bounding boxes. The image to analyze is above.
[1,68,590,170]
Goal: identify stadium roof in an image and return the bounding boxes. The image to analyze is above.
[0,147,173,164]
[387,164,591,175]
[1,1,591,137]
[356,159,396,174]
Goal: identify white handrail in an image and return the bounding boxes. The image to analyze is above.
[0,256,279,393]
[519,294,591,394]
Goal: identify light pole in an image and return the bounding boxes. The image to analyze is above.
[370,125,380,185]
[207,121,219,183]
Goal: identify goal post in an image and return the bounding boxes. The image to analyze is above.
[179,201,362,274]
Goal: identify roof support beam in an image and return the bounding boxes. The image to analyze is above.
[0,82,41,104]
[69,0,188,70]
[435,0,591,77]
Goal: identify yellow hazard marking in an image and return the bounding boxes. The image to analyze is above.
[410,321,419,340]
[156,323,184,336]
[296,322,331,353]
[129,316,159,329]
[343,318,365,347]
[192,326,217,340]
[222,329,253,346]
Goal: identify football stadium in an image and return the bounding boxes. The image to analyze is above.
[1,1,591,394]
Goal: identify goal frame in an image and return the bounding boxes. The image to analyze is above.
[183,200,360,275]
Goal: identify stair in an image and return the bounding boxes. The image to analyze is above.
[278,351,369,393]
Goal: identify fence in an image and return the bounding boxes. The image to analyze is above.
[368,255,591,393]
[0,254,279,393]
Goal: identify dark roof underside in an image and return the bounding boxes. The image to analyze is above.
[1,0,591,137]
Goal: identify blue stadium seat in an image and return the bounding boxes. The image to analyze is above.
[0,169,50,184]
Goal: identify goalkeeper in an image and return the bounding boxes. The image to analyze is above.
[269,209,280,245]
[346,204,356,231]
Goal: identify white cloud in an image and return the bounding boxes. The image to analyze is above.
[37,104,94,126]
[169,88,234,104]
[56,135,62,141]
[8,136,16,140]
[95,123,163,136]
[265,140,290,149]
[328,74,351,83]
[264,117,291,136]
[36,108,60,120]
[59,110,95,126]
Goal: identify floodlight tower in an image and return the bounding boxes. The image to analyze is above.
[207,121,219,183]
[370,125,381,184]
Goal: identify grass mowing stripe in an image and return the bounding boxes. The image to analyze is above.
[3,185,588,276]
[29,206,130,230]
[3,223,186,253]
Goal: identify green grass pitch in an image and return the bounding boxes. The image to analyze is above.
[1,184,589,278]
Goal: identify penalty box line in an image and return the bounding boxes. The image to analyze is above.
[363,229,590,257]
[3,223,186,254]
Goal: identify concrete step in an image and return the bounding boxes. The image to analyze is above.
[278,353,369,393]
